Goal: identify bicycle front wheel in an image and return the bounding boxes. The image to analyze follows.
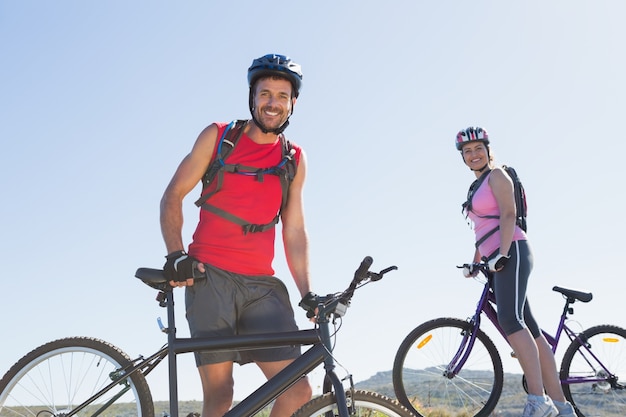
[392,317,503,417]
[293,390,414,417]
[0,337,154,417]
[560,324,626,417]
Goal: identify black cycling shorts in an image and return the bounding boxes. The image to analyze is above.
[493,239,541,338]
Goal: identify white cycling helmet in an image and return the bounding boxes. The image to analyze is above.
[455,127,489,150]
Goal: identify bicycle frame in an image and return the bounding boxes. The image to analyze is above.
[73,280,358,417]
[158,288,352,417]
[447,274,618,389]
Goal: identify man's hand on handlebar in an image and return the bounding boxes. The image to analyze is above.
[299,291,319,321]
[296,256,397,321]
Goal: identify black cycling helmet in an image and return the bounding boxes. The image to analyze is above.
[248,54,303,134]
[248,54,303,97]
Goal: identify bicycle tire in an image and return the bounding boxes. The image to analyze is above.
[292,389,414,417]
[392,317,503,417]
[560,324,626,417]
[0,336,154,417]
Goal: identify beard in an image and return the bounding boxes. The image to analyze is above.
[254,105,290,131]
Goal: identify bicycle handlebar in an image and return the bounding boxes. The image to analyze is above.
[457,262,491,276]
[302,256,398,320]
[457,261,488,269]
[135,257,398,315]
[355,256,374,280]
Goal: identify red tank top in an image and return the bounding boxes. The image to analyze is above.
[188,123,301,275]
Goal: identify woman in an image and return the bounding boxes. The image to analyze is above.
[456,126,575,417]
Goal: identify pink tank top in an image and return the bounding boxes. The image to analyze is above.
[466,171,526,258]
[188,122,302,275]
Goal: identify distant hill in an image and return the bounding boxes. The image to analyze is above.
[77,367,622,417]
[355,368,530,416]
[152,369,530,416]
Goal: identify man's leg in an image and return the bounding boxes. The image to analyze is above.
[257,359,312,417]
[197,362,235,417]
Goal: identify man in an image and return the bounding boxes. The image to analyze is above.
[160,54,313,417]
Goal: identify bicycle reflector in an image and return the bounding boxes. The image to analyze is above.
[602,337,620,343]
[417,334,433,349]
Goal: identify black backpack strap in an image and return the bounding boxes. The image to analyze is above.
[275,135,297,210]
[481,247,501,262]
[475,226,499,249]
[194,120,247,208]
[200,204,280,235]
[462,169,492,215]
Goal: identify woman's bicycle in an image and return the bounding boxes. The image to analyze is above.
[392,262,626,417]
[0,256,415,417]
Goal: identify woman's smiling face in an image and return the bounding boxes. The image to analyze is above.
[461,141,490,171]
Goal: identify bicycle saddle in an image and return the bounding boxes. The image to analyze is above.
[552,286,593,303]
[135,267,168,290]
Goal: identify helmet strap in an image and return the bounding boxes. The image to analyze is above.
[474,163,490,173]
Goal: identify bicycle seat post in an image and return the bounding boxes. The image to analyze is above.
[165,289,180,417]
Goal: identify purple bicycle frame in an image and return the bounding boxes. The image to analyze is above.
[445,277,615,387]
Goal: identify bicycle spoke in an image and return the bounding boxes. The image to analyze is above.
[0,338,153,417]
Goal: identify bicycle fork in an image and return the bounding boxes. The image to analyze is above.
[445,284,493,378]
[444,318,482,379]
[316,307,356,417]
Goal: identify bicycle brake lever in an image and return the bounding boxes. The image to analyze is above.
[380,265,398,274]
[370,265,398,281]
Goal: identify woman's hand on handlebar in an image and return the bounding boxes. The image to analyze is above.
[460,263,481,278]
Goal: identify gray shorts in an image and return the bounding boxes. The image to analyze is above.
[185,263,301,366]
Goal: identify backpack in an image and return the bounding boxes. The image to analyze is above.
[505,165,527,232]
[194,119,298,234]
[463,165,528,252]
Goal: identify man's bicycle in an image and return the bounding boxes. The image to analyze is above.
[0,256,414,417]
[392,262,626,417]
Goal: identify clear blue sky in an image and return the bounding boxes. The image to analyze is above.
[2,0,625,403]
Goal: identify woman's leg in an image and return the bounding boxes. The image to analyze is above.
[494,241,544,395]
